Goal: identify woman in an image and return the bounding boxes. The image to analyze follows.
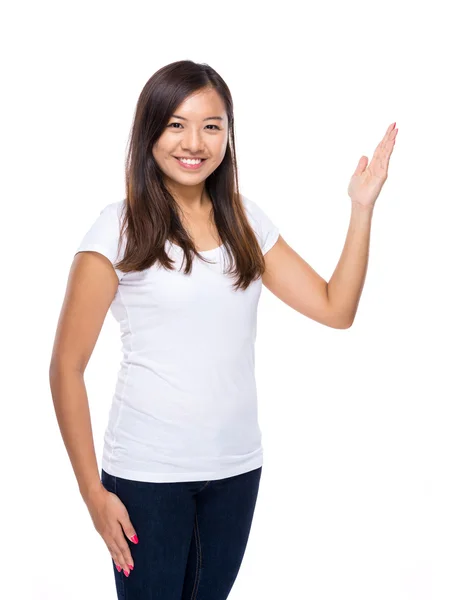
[49,60,397,599]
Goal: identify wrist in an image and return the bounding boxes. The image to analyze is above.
[351,200,375,212]
[80,480,106,505]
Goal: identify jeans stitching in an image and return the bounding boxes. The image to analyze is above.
[198,480,210,493]
[190,513,202,600]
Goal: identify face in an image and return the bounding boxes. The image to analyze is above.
[152,87,229,197]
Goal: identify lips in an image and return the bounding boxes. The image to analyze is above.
[174,157,207,170]
[174,157,207,160]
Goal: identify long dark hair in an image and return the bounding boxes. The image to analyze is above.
[114,60,266,292]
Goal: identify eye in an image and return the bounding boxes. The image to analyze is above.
[167,123,221,130]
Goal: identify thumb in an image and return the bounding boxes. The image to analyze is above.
[353,155,368,176]
[120,514,139,544]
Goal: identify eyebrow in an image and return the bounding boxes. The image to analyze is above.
[171,114,224,122]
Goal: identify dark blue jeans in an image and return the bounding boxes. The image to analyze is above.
[100,466,262,599]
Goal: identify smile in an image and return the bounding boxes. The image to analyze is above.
[174,157,207,170]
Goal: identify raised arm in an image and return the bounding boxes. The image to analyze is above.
[262,123,398,329]
[262,235,349,329]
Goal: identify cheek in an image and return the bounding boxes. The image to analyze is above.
[152,135,168,153]
[218,141,228,159]
[212,135,227,154]
[152,146,170,163]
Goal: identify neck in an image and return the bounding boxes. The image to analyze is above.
[167,182,211,214]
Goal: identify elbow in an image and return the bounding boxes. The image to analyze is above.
[317,317,353,329]
[325,295,355,329]
[49,359,85,378]
[330,315,354,329]
[338,313,355,329]
[340,313,355,329]
[328,320,353,329]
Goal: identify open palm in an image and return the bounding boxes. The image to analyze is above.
[348,122,398,208]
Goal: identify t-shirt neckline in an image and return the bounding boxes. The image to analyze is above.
[169,240,225,255]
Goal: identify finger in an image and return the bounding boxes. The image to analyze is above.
[115,530,135,575]
[106,528,134,576]
[377,123,397,154]
[385,122,396,138]
[107,539,130,576]
[380,124,397,151]
[388,127,398,146]
[120,514,138,547]
[373,127,397,172]
[384,127,398,158]
[386,125,398,151]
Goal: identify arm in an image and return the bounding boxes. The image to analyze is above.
[326,203,373,327]
[49,251,119,504]
[262,234,350,329]
[262,123,397,329]
[262,204,373,329]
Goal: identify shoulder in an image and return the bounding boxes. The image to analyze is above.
[102,199,126,222]
[240,193,258,219]
[75,199,127,280]
[86,200,127,237]
[241,194,275,224]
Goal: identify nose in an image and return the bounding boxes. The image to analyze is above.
[180,129,206,154]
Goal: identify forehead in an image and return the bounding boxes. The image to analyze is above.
[173,88,226,118]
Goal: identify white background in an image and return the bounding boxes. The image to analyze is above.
[2,1,463,598]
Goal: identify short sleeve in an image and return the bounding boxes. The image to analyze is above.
[241,194,280,254]
[75,201,127,281]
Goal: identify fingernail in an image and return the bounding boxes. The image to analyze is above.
[124,569,130,577]
[116,565,121,572]
[128,564,134,570]
[130,534,139,544]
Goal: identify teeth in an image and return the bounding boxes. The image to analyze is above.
[178,158,203,165]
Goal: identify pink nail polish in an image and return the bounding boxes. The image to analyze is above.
[130,534,139,544]
[128,564,134,570]
[116,565,121,572]
[124,569,130,577]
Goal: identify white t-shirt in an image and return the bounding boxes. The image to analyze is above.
[75,194,279,482]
